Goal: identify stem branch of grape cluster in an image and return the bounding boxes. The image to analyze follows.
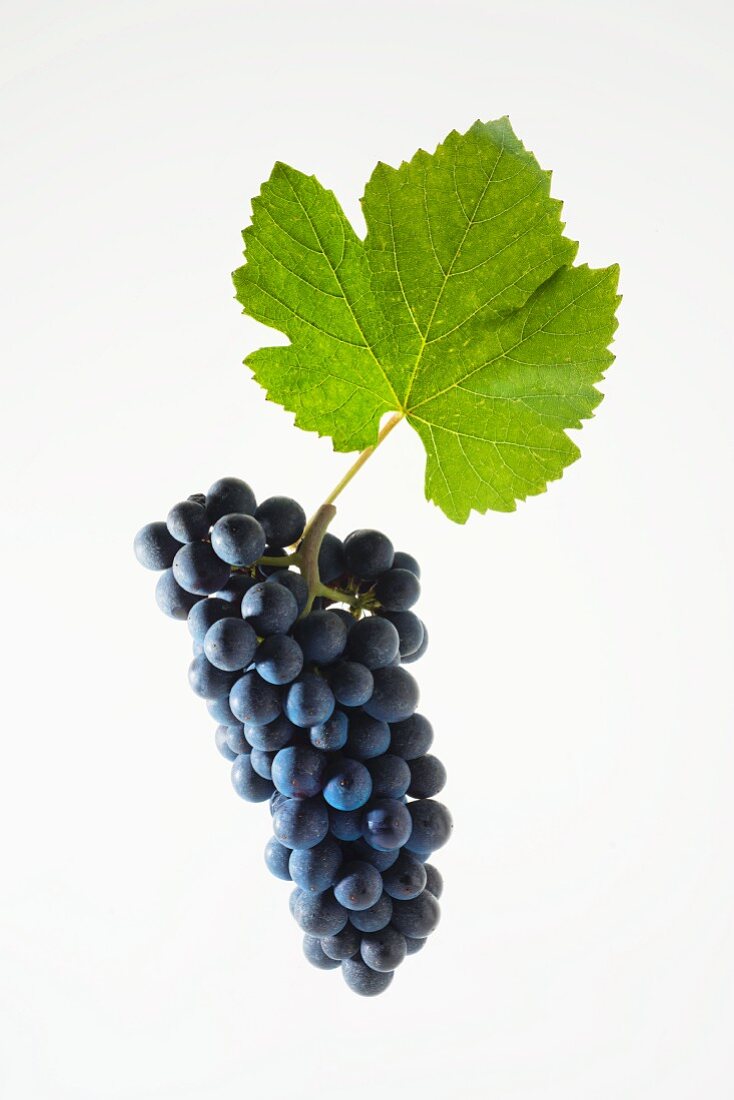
[293,412,403,616]
[298,503,337,617]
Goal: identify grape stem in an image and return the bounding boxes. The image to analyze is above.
[320,411,404,510]
[264,412,403,616]
[298,502,337,617]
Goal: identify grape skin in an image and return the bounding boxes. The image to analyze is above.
[167,500,209,543]
[328,660,374,707]
[241,582,299,636]
[205,477,256,522]
[254,634,304,685]
[322,759,373,811]
[360,927,407,972]
[203,618,258,672]
[134,521,181,571]
[173,541,230,596]
[211,513,266,567]
[407,754,447,799]
[334,861,383,911]
[255,496,306,547]
[343,529,394,580]
[341,957,394,996]
[348,892,393,933]
[375,568,421,611]
[346,616,400,670]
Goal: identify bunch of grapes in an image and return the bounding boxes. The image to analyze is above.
[134,476,451,995]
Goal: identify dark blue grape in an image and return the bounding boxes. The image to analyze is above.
[407,754,447,798]
[318,533,345,583]
[378,611,424,658]
[187,492,206,507]
[391,551,420,578]
[303,935,340,970]
[344,712,390,760]
[401,623,428,664]
[363,666,419,722]
[214,725,238,761]
[210,513,266,567]
[254,634,304,685]
[350,838,399,872]
[241,581,298,636]
[320,924,360,961]
[134,521,181,571]
[349,892,393,933]
[188,655,237,700]
[294,890,348,936]
[250,747,276,779]
[294,611,348,665]
[203,618,258,672]
[365,754,411,800]
[229,671,282,725]
[360,927,407,972]
[347,616,399,670]
[334,861,383,911]
[271,745,326,799]
[388,713,433,760]
[206,693,240,725]
[423,863,443,900]
[264,836,292,880]
[173,541,231,596]
[327,807,363,842]
[285,674,335,728]
[309,710,348,752]
[166,500,209,543]
[206,477,256,522]
[405,799,453,855]
[403,935,426,955]
[230,753,274,802]
[289,837,343,894]
[224,725,249,755]
[381,850,427,900]
[375,568,421,611]
[255,496,306,547]
[187,597,235,643]
[328,661,374,707]
[341,957,394,996]
[154,569,198,619]
[361,798,412,851]
[323,759,373,811]
[273,797,329,849]
[215,573,258,605]
[245,714,298,752]
[343,529,394,580]
[391,890,441,938]
[265,569,308,614]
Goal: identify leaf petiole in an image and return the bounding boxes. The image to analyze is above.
[320,411,403,510]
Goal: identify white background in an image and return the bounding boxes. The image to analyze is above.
[2,1,732,1097]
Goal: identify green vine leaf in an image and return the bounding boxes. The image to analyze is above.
[233,118,620,522]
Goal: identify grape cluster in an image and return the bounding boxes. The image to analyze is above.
[134,477,451,995]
